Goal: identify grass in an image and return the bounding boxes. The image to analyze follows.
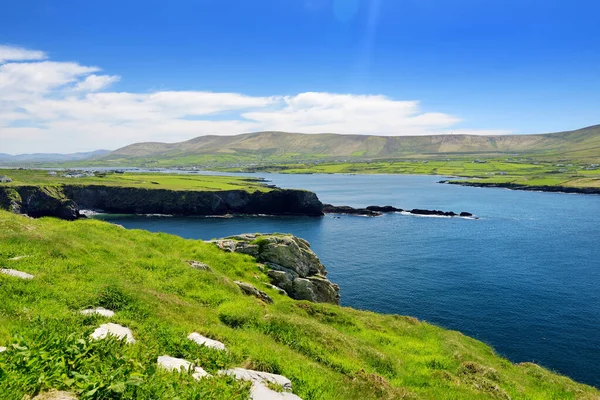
[0,169,270,192]
[217,159,600,190]
[0,211,599,399]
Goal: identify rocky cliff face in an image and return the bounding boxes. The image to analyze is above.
[0,185,323,218]
[0,186,79,220]
[211,233,340,305]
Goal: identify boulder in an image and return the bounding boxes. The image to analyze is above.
[187,260,212,271]
[220,368,302,400]
[91,323,135,343]
[32,391,78,400]
[0,268,34,279]
[188,332,226,351]
[212,234,340,304]
[235,281,273,304]
[0,346,6,352]
[157,355,210,380]
[80,308,115,317]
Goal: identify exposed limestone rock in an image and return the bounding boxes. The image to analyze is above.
[212,234,339,304]
[32,391,78,400]
[80,308,115,317]
[0,268,34,279]
[235,281,274,304]
[187,260,212,271]
[0,346,6,352]
[157,355,210,380]
[220,368,292,390]
[251,383,303,399]
[91,323,135,343]
[220,368,302,399]
[188,332,226,351]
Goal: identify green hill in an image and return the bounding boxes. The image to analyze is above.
[101,125,600,166]
[1,211,599,399]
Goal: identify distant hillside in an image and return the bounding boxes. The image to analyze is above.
[103,125,600,165]
[0,149,110,164]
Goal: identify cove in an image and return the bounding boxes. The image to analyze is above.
[95,173,600,388]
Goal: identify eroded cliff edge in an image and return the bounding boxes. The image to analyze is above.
[0,185,324,218]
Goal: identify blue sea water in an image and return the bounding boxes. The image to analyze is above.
[96,174,600,388]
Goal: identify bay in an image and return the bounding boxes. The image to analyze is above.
[95,173,600,387]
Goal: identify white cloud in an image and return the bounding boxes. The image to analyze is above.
[0,44,509,154]
[75,74,120,91]
[0,45,46,63]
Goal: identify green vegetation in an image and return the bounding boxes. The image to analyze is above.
[88,125,600,167]
[0,169,270,192]
[221,159,600,190]
[1,211,599,399]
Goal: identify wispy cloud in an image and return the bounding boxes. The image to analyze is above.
[0,44,508,154]
[0,45,46,63]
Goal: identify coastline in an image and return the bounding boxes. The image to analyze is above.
[441,180,600,195]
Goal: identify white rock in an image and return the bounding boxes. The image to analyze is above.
[80,308,115,317]
[0,346,6,353]
[157,355,210,380]
[219,368,292,391]
[32,391,78,400]
[188,332,226,351]
[91,323,135,343]
[0,268,34,279]
[251,382,303,400]
[8,256,29,261]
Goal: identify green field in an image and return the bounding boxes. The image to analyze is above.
[219,159,600,189]
[0,169,270,192]
[1,211,599,399]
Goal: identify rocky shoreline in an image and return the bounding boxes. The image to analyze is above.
[440,180,600,195]
[323,203,475,218]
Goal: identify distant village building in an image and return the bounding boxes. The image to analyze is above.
[48,171,57,175]
[0,175,12,183]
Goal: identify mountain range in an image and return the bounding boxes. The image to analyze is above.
[102,124,600,164]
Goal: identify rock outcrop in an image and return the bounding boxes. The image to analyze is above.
[211,234,340,304]
[323,204,381,216]
[235,281,274,304]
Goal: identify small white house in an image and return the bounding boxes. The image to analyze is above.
[0,175,12,183]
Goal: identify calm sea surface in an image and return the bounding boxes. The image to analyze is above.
[96,173,600,387]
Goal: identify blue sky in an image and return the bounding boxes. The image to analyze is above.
[1,0,599,153]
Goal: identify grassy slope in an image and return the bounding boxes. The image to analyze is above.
[96,125,600,166]
[1,211,599,399]
[220,159,600,189]
[0,169,270,192]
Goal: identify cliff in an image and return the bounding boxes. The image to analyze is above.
[0,184,324,218]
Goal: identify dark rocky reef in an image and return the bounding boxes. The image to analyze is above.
[441,180,600,195]
[324,203,476,218]
[323,204,381,216]
[211,233,340,305]
[0,185,324,219]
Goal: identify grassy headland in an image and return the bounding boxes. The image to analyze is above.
[1,211,599,399]
[0,169,270,192]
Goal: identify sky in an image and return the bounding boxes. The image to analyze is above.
[1,0,599,154]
